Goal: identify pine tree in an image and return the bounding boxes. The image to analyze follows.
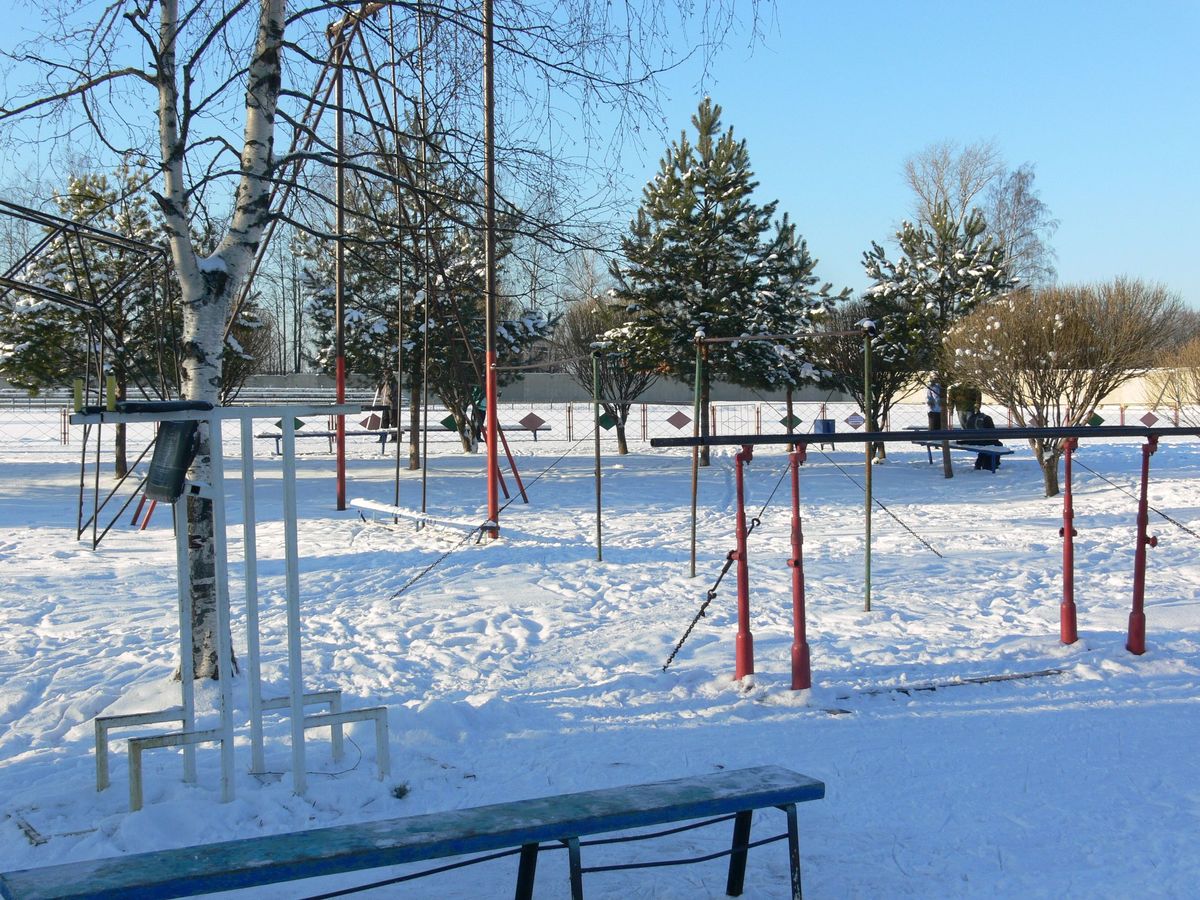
[610,98,834,463]
[862,203,1013,476]
[0,165,177,475]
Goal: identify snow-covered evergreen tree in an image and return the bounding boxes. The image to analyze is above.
[0,166,177,475]
[863,203,1013,475]
[609,98,835,463]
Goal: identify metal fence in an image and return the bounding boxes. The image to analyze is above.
[2,399,1190,457]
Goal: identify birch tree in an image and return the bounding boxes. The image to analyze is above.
[2,0,773,677]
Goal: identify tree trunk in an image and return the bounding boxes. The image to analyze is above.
[1035,441,1062,497]
[114,381,128,478]
[408,379,422,470]
[615,422,629,455]
[1041,458,1061,497]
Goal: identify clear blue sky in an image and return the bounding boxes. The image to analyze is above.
[633,0,1199,305]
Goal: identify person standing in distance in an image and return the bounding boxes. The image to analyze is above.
[926,382,943,431]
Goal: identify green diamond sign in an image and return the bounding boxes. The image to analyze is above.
[274,417,306,431]
[441,414,458,431]
[779,413,801,429]
[1087,412,1105,427]
[597,411,617,430]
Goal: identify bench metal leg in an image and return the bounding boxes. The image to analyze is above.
[515,842,539,900]
[566,836,584,900]
[782,802,803,899]
[725,809,753,896]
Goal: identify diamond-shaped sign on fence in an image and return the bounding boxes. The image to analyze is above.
[274,417,306,431]
[519,412,547,432]
[845,412,865,430]
[666,410,692,430]
[440,414,458,431]
[779,413,802,429]
[597,411,617,431]
[1140,412,1160,427]
[361,413,383,430]
[1087,412,1105,427]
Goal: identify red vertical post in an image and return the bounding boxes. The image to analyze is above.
[1059,438,1078,644]
[1126,436,1159,655]
[733,444,755,680]
[789,446,811,690]
[139,500,157,531]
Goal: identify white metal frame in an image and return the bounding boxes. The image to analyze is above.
[73,404,391,809]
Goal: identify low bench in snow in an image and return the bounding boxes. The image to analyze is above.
[0,765,824,900]
[914,439,1013,473]
[255,424,551,454]
[254,428,392,455]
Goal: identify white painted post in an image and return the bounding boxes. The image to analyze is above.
[281,415,307,795]
[240,421,265,774]
[207,414,236,803]
[174,496,197,784]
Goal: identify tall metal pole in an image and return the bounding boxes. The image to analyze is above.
[482,0,499,538]
[1126,436,1159,654]
[592,352,602,562]
[863,327,873,612]
[1059,437,1079,644]
[333,37,347,511]
[733,444,754,680]
[689,337,703,577]
[788,446,811,690]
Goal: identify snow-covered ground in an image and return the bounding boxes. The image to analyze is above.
[2,426,1199,898]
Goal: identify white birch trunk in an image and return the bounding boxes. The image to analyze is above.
[155,0,285,679]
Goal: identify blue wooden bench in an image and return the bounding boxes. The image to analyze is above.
[914,439,1013,472]
[0,765,824,900]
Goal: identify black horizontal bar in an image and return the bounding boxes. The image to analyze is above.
[650,425,1200,449]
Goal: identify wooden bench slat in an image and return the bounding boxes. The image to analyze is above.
[0,766,823,900]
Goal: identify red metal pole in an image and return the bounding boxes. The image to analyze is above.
[1126,436,1159,655]
[789,446,811,690]
[733,444,755,680]
[139,500,157,531]
[1059,438,1079,644]
[131,492,148,527]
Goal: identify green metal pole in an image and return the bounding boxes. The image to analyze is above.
[864,328,873,612]
[592,352,602,562]
[689,337,703,578]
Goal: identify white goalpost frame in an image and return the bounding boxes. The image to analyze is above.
[74,403,390,810]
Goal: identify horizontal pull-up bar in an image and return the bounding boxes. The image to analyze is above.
[697,329,867,345]
[651,425,1200,449]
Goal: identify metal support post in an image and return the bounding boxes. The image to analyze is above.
[863,327,873,612]
[206,415,236,803]
[689,336,703,577]
[592,352,602,562]
[1126,436,1159,655]
[1059,437,1079,645]
[174,497,197,783]
[734,444,754,680]
[281,416,308,794]
[789,447,811,690]
[240,422,266,773]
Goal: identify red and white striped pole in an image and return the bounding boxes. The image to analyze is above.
[733,444,754,680]
[788,446,811,690]
[1126,436,1159,654]
[1059,438,1079,644]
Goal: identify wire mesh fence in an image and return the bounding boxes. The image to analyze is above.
[2,400,1189,459]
